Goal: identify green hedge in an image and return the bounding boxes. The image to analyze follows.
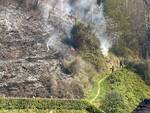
[0,98,103,113]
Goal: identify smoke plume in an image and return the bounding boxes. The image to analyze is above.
[39,0,112,56]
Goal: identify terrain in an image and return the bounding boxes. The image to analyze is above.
[0,0,150,113]
[0,0,83,98]
[132,99,150,113]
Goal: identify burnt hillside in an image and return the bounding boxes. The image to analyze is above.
[0,0,83,98]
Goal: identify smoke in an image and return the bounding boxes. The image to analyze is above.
[39,0,112,56]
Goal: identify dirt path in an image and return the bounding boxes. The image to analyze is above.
[90,76,108,103]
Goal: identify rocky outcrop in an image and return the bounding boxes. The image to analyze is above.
[0,0,83,99]
[132,99,150,113]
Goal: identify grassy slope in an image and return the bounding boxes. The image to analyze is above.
[99,69,150,113]
[84,67,150,113]
[84,71,110,103]
[84,54,119,105]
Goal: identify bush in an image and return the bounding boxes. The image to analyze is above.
[101,91,125,113]
[71,23,100,51]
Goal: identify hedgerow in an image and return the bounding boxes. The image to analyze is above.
[0,98,103,113]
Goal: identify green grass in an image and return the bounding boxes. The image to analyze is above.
[83,68,150,113]
[84,71,111,105]
[93,77,108,107]
[0,98,103,113]
[99,69,150,113]
[0,109,87,113]
[84,55,119,106]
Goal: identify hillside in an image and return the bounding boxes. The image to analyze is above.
[0,0,84,98]
[104,0,150,58]
[0,0,150,113]
[99,69,150,113]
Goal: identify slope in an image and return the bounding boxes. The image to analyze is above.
[100,69,150,113]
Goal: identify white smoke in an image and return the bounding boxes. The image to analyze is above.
[39,0,112,56]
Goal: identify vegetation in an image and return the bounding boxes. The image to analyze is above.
[124,59,150,85]
[53,110,87,113]
[84,71,110,103]
[100,69,150,113]
[0,98,103,113]
[71,23,104,70]
[1,1,150,113]
[0,109,87,113]
[104,0,147,58]
[2,68,149,113]
[101,91,125,113]
[100,4,150,112]
[125,60,147,77]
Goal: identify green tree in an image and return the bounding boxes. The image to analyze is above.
[71,23,104,70]
[101,91,125,113]
[71,23,100,51]
[104,0,146,58]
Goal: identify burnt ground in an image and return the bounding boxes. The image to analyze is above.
[0,0,83,99]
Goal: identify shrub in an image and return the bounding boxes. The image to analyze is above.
[123,59,150,85]
[124,60,147,78]
[71,23,104,70]
[71,23,100,51]
[101,91,125,113]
